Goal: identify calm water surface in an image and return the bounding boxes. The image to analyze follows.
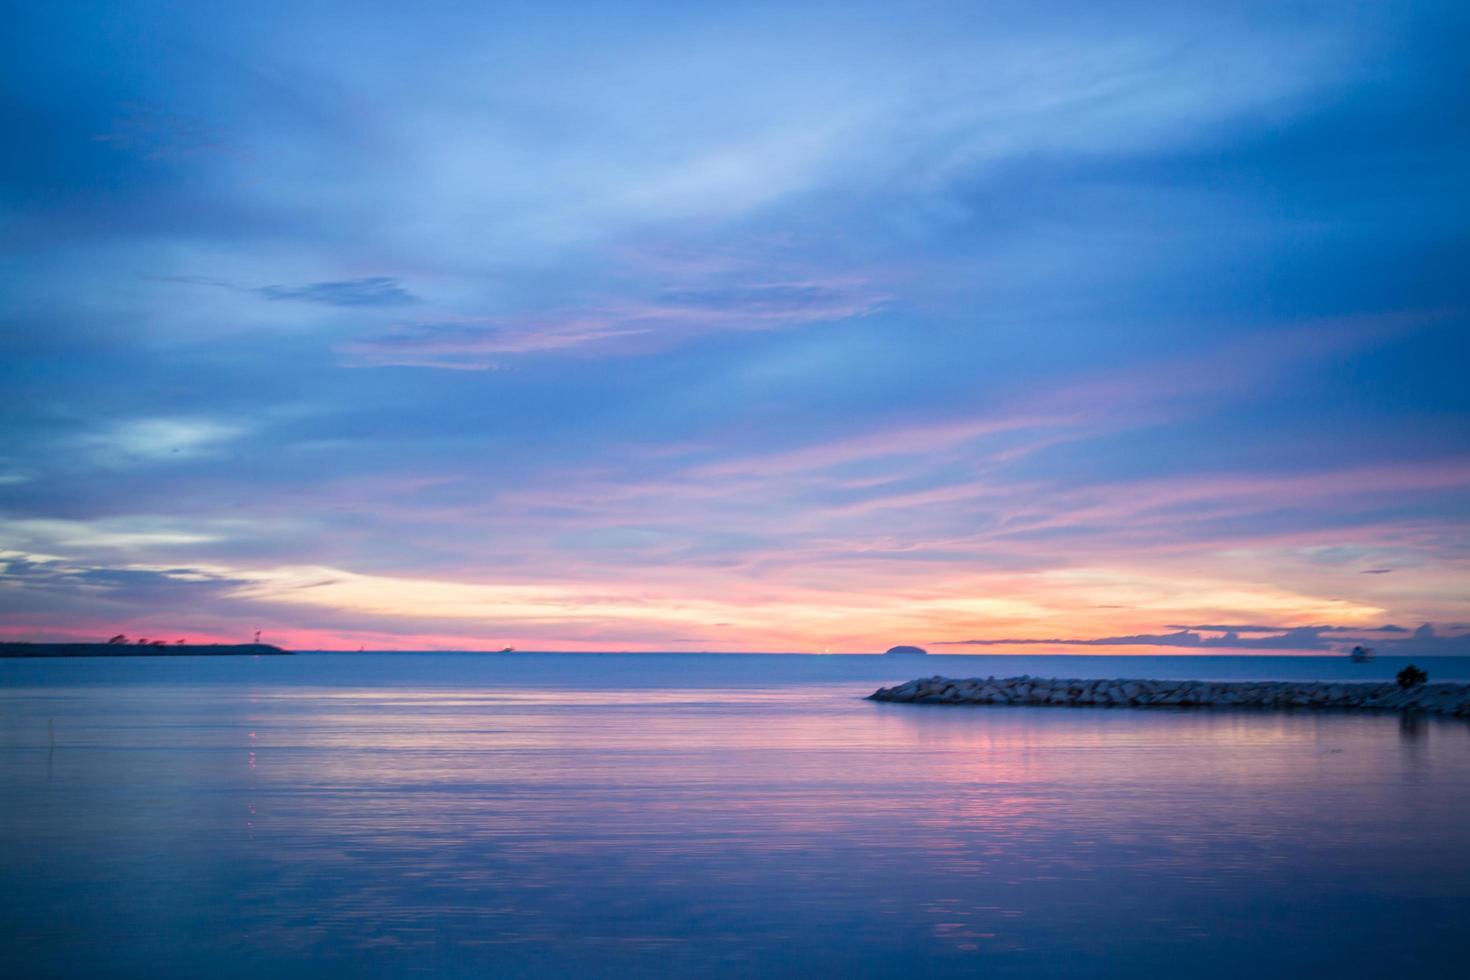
[3,653,1469,978]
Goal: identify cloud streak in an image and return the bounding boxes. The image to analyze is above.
[940,623,1470,656]
[258,277,419,307]
[341,280,889,366]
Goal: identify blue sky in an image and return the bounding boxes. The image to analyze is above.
[2,1,1467,651]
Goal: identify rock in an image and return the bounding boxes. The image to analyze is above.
[867,675,1470,716]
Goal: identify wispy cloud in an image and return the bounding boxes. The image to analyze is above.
[73,418,247,467]
[0,520,217,552]
[340,280,888,367]
[939,622,1470,656]
[91,101,230,160]
[258,277,418,307]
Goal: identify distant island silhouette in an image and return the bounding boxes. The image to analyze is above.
[1,642,292,658]
[883,645,928,656]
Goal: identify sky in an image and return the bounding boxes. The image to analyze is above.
[2,0,1468,653]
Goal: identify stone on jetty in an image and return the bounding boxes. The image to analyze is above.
[866,676,1470,718]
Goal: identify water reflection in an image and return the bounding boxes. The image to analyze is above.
[1399,712,1425,741]
[2,660,1469,978]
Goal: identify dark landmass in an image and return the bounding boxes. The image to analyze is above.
[869,675,1470,717]
[883,645,928,655]
[0,642,293,658]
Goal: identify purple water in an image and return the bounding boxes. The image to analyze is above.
[3,653,1468,977]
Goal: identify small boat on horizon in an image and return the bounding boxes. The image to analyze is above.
[1350,645,1375,663]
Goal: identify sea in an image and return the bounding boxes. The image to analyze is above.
[2,652,1468,978]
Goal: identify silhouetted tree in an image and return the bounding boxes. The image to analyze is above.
[108,634,128,645]
[1397,664,1428,689]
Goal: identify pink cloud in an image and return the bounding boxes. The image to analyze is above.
[339,279,890,367]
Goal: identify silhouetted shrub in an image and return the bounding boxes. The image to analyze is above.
[1397,664,1428,689]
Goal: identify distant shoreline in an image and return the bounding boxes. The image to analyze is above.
[0,642,293,658]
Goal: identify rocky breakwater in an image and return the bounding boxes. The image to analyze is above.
[867,676,1470,718]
